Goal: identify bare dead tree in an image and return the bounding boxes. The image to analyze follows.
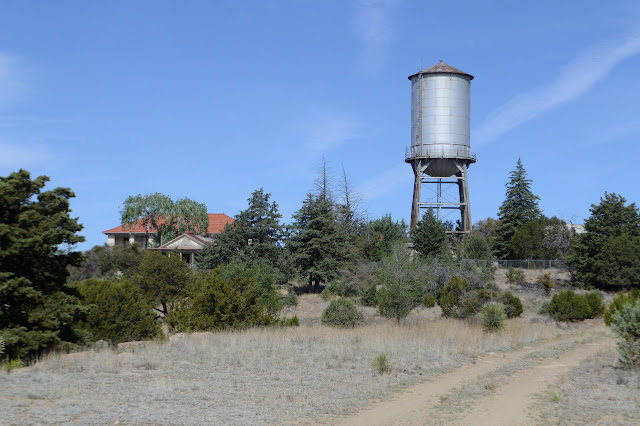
[313,156,334,204]
[336,163,366,236]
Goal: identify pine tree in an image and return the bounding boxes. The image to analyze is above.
[288,193,348,290]
[493,159,542,259]
[360,214,408,261]
[570,193,640,289]
[196,189,292,281]
[0,170,85,360]
[412,209,448,258]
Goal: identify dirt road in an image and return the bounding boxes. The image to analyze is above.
[330,323,613,426]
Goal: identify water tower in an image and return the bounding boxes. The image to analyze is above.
[406,60,476,234]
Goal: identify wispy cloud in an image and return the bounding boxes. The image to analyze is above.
[474,31,640,146]
[589,120,640,146]
[304,112,362,151]
[0,140,53,169]
[351,0,397,74]
[358,163,409,200]
[0,52,26,110]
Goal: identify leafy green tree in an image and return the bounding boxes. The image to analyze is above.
[288,193,349,290]
[75,278,160,345]
[196,189,292,281]
[132,251,193,316]
[493,159,542,259]
[570,193,640,289]
[412,209,447,258]
[120,193,208,246]
[359,214,408,261]
[166,269,275,331]
[0,170,85,360]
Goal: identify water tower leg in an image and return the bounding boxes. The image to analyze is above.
[456,165,472,233]
[410,160,423,233]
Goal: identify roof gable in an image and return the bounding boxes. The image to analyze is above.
[156,233,210,250]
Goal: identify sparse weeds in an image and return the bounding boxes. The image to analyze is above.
[0,295,561,424]
[535,347,640,424]
[547,388,563,402]
[506,267,526,284]
[371,354,392,375]
[4,356,23,373]
[537,272,555,295]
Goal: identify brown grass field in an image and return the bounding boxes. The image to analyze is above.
[1,268,637,425]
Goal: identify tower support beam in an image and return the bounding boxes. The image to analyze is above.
[409,158,472,234]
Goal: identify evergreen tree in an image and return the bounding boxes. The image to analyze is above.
[570,193,640,288]
[0,170,85,360]
[132,251,193,316]
[75,278,160,345]
[196,189,292,280]
[288,193,348,290]
[166,268,275,331]
[493,159,542,258]
[360,214,408,261]
[412,209,447,258]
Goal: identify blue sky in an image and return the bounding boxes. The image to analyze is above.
[1,0,640,250]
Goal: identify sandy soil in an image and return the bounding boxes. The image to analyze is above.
[327,320,613,426]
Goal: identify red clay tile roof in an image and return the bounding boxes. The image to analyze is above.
[103,213,234,235]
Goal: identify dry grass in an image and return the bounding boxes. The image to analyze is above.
[534,346,640,425]
[0,297,560,425]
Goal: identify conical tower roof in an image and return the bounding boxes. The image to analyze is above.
[408,60,474,80]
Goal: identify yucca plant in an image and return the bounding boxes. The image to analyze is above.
[481,302,507,333]
[371,354,392,375]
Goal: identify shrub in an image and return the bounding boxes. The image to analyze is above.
[584,291,605,318]
[320,287,333,301]
[166,269,275,332]
[438,276,472,318]
[423,294,437,308]
[506,267,525,284]
[360,284,379,307]
[536,272,555,295]
[547,291,599,322]
[321,299,363,328]
[326,280,361,298]
[216,263,284,316]
[75,278,161,345]
[279,315,300,327]
[481,303,507,333]
[500,291,523,318]
[538,301,550,315]
[4,356,23,373]
[605,290,640,326]
[282,291,299,308]
[611,301,640,368]
[371,354,392,375]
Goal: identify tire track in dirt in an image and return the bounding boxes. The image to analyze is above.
[327,325,610,426]
[453,336,615,425]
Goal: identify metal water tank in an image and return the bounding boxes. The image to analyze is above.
[408,61,474,177]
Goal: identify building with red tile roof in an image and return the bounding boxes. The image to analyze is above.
[103,213,234,248]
